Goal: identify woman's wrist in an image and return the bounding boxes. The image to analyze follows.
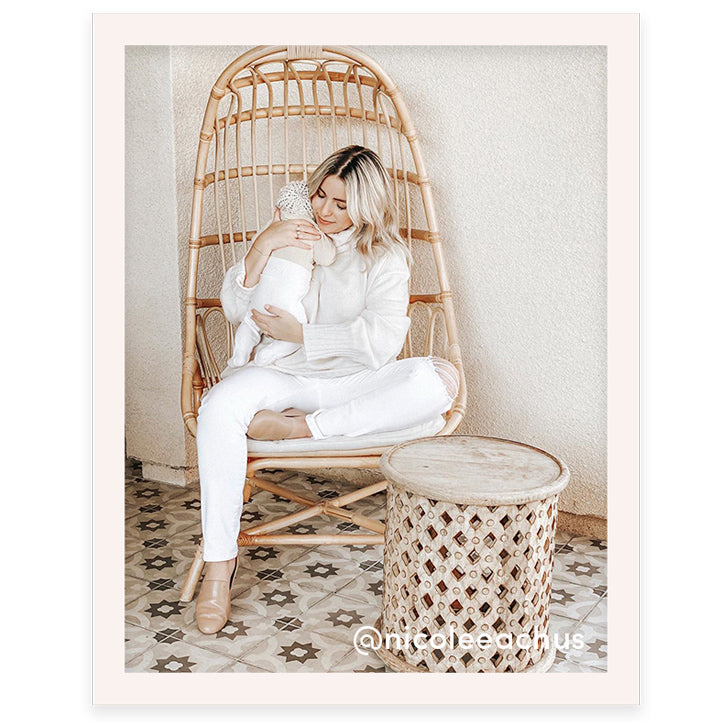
[252,228,274,257]
[243,237,271,286]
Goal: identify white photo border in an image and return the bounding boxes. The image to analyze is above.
[94,12,638,704]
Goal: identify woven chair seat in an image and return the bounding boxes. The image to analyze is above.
[247,415,445,456]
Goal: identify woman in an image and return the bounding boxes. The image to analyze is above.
[195,145,460,633]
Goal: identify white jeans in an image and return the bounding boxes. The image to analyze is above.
[196,356,459,561]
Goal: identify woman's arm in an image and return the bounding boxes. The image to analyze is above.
[219,255,257,326]
[241,243,271,287]
[219,209,321,325]
[302,247,411,369]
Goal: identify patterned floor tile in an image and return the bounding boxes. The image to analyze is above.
[570,620,607,670]
[273,548,376,599]
[547,613,583,668]
[315,541,383,568]
[275,515,346,538]
[565,537,608,559]
[554,529,576,547]
[126,639,232,673]
[158,487,203,522]
[125,575,180,601]
[125,500,199,559]
[550,579,604,621]
[293,589,382,645]
[125,458,607,674]
[125,525,171,560]
[580,593,607,627]
[273,615,304,633]
[336,646,389,672]
[126,524,203,591]
[311,540,384,565]
[125,623,157,663]
[279,472,356,493]
[125,588,190,632]
[550,615,607,670]
[221,563,273,598]
[125,457,143,479]
[254,471,326,496]
[219,659,274,673]
[229,578,334,623]
[335,574,384,605]
[125,478,188,520]
[177,600,280,661]
[337,491,387,518]
[553,549,607,589]
[235,627,354,672]
[240,490,307,524]
[548,613,578,637]
[125,576,153,605]
[332,556,384,604]
[235,543,317,574]
[549,659,605,673]
[255,469,305,483]
[279,541,385,604]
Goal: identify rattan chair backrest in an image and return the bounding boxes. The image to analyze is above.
[182,45,466,437]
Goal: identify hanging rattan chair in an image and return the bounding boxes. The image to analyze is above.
[179,45,466,602]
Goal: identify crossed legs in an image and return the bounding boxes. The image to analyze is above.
[194,356,460,632]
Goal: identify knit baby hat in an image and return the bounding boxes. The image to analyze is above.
[276,181,314,220]
[276,181,336,266]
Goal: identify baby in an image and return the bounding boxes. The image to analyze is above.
[225,181,337,370]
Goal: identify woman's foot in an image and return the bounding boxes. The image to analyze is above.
[247,409,312,440]
[281,407,305,417]
[195,557,238,634]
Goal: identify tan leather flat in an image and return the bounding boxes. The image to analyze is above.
[195,557,238,635]
[281,407,306,417]
[247,409,310,440]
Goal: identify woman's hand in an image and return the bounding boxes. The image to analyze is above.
[254,207,322,255]
[251,305,304,345]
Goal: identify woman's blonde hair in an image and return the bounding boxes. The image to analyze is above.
[307,145,412,266]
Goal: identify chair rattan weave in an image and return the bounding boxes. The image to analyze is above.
[179,45,467,602]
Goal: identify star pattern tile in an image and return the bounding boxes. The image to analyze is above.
[125,462,607,673]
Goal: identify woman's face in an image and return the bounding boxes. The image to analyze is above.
[311,175,353,234]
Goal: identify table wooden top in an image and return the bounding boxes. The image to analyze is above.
[379,435,570,505]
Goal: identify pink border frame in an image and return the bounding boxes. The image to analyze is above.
[93,13,638,704]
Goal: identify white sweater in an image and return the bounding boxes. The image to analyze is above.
[220,229,411,378]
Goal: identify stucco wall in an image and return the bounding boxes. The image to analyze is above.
[125,45,607,519]
[125,46,187,483]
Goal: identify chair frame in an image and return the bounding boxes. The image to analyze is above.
[179,45,466,602]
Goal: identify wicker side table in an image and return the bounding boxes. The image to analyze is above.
[375,435,570,673]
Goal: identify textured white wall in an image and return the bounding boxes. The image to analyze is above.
[126,45,607,519]
[125,46,186,481]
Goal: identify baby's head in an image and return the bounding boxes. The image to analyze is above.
[276,181,314,222]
